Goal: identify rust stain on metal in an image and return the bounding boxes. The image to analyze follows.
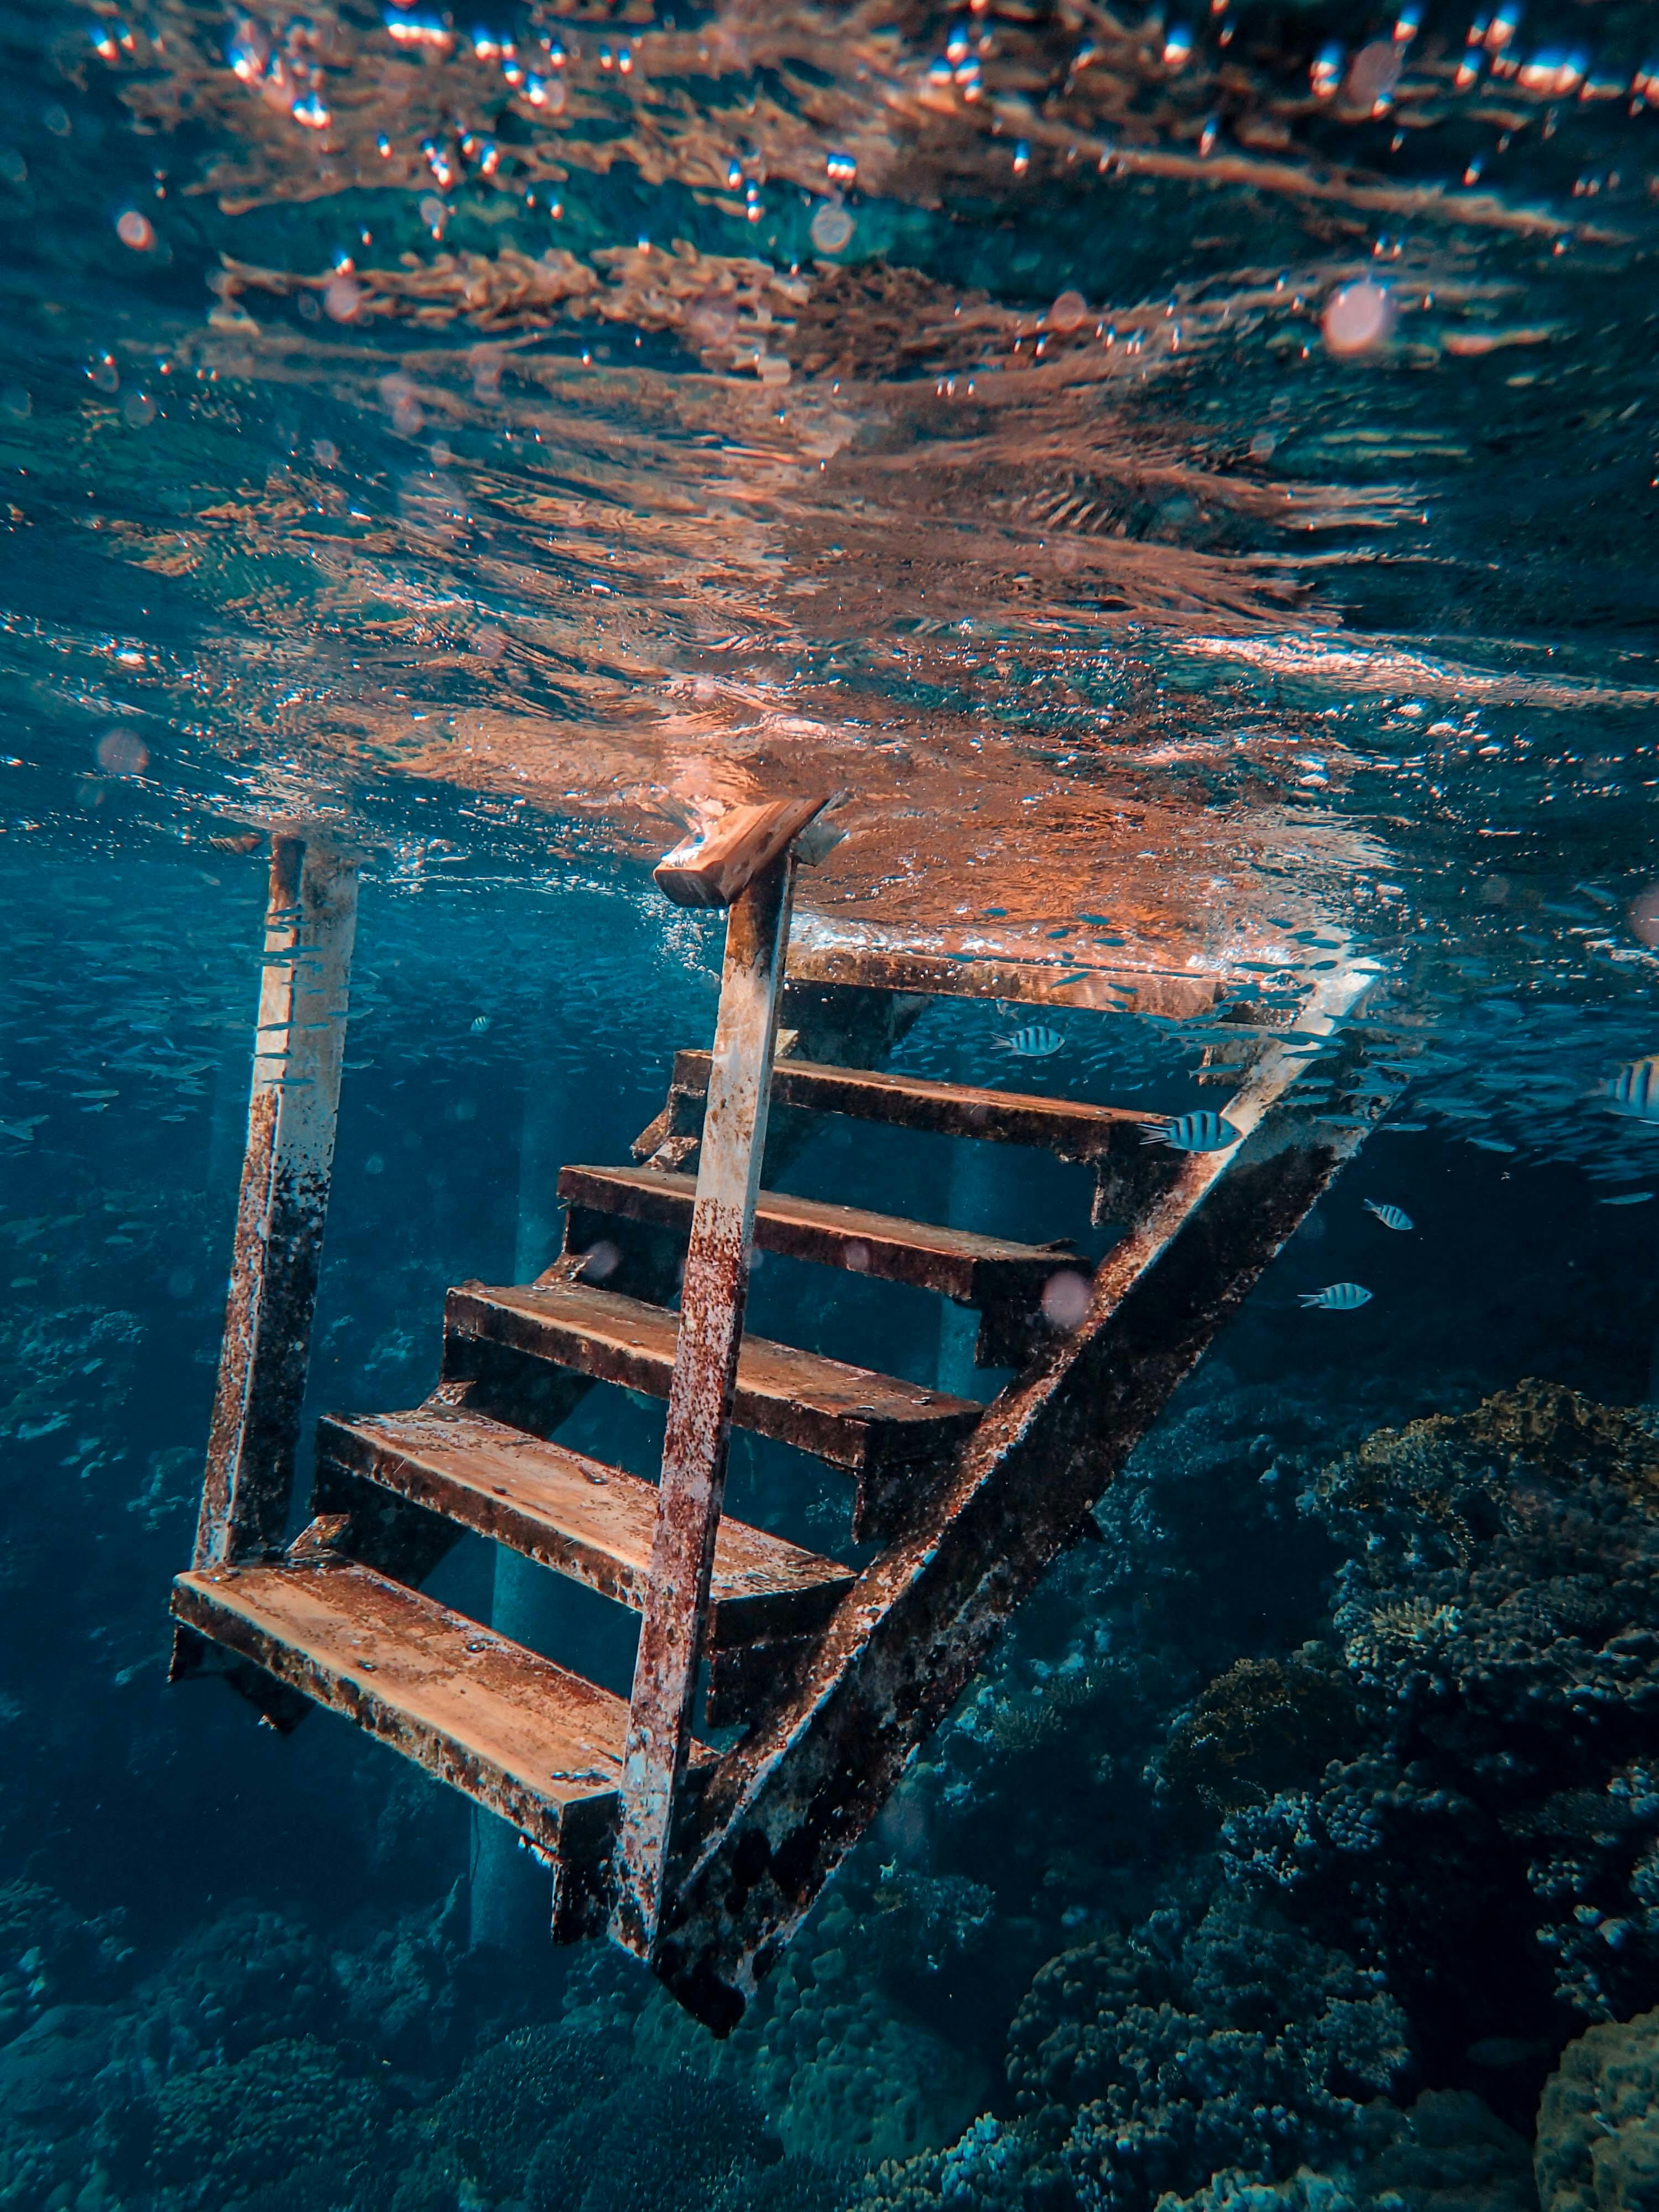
[191,833,358,1572]
[611,852,797,1960]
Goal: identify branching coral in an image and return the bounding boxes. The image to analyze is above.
[1158,1656,1357,1825]
[1003,1895,1410,2212]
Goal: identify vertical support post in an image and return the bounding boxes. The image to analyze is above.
[610,855,795,1959]
[191,832,359,1571]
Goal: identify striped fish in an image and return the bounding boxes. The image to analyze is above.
[1363,1199,1413,1232]
[1597,1056,1659,1121]
[996,1024,1065,1058]
[1299,1282,1373,1311]
[1142,1110,1241,1152]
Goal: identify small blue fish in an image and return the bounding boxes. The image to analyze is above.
[1300,1282,1373,1311]
[1363,1199,1413,1232]
[1595,1056,1659,1121]
[1597,1191,1655,1207]
[1142,1111,1243,1152]
[1466,1136,1515,1154]
[997,1024,1064,1059]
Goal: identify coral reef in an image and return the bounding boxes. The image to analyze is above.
[1159,1656,1356,1827]
[1220,1382,1659,2073]
[1535,2008,1659,2212]
[134,2037,385,2206]
[1004,1893,1410,2212]
[1160,2090,1535,2212]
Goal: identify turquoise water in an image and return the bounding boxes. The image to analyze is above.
[4,2,1659,2208]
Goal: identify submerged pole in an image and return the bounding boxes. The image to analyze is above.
[190,832,358,1571]
[611,798,822,1960]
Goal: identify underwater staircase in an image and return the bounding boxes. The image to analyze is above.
[171,802,1383,2030]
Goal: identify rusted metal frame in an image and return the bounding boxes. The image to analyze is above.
[187,833,359,1575]
[611,854,799,1961]
[653,983,1384,2028]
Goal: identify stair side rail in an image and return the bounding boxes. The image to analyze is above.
[610,796,830,1959]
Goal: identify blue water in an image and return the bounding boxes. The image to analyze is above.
[5,1,1659,2206]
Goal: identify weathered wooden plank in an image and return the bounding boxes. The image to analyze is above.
[654,797,829,909]
[559,1163,1072,1299]
[784,926,1242,1022]
[655,1052,1177,1225]
[170,1559,714,1939]
[314,1406,853,1648]
[191,833,358,1571]
[559,1162,1078,1366]
[444,1277,983,1532]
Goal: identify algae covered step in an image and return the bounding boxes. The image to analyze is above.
[557,1161,1077,1365]
[315,1403,854,1648]
[442,1276,983,1537]
[170,1558,712,1937]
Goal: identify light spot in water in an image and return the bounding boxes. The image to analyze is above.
[1626,885,1659,947]
[1042,1271,1093,1331]
[95,727,148,776]
[1322,279,1396,356]
[810,200,854,254]
[581,1240,620,1282]
[1345,39,1403,114]
[323,273,362,322]
[116,210,153,250]
[1049,289,1088,333]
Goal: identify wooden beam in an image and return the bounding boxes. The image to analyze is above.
[654,797,829,909]
[611,849,797,1958]
[189,833,358,1572]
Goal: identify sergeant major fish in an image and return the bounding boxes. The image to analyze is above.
[1300,1282,1373,1311]
[996,1024,1064,1059]
[1594,1056,1659,1122]
[1363,1199,1413,1232]
[1142,1111,1241,1152]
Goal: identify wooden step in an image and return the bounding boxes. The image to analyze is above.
[443,1278,982,1540]
[315,1405,854,1651]
[170,1559,714,1937]
[558,1162,1076,1366]
[641,1054,1178,1226]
